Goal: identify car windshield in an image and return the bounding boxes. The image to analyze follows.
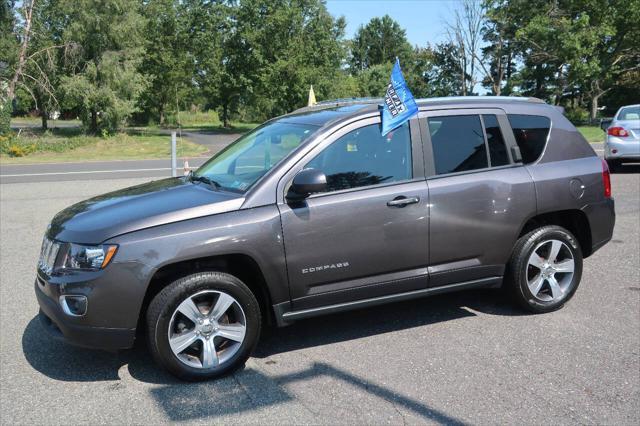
[193,121,318,193]
[617,106,640,121]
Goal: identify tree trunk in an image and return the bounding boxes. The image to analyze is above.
[159,104,165,126]
[90,109,98,134]
[590,95,600,123]
[222,103,230,128]
[41,110,47,130]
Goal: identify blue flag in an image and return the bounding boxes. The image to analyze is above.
[381,58,418,136]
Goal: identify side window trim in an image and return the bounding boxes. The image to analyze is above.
[478,114,492,167]
[276,116,425,203]
[495,114,521,164]
[418,108,519,178]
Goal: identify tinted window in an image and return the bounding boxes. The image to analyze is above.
[196,121,316,192]
[306,122,412,192]
[428,115,488,175]
[507,114,551,164]
[482,114,509,167]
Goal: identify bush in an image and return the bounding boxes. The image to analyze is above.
[0,131,96,157]
[564,107,589,124]
[0,90,11,136]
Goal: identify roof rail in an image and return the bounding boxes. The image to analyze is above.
[291,95,547,114]
[293,97,382,113]
[413,96,546,104]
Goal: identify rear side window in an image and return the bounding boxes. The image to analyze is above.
[482,115,509,167]
[428,115,488,174]
[507,114,551,164]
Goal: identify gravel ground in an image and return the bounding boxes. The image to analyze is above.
[0,169,638,425]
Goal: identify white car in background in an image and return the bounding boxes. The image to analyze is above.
[602,104,640,171]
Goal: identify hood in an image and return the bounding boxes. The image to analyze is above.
[48,178,244,244]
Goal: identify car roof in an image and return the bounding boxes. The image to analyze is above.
[279,96,546,127]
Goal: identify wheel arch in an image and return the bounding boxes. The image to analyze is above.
[137,253,276,333]
[516,209,593,258]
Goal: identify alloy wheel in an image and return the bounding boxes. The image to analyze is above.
[167,290,247,369]
[526,239,575,302]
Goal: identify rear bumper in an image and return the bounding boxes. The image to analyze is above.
[35,279,135,350]
[605,138,640,161]
[583,198,615,256]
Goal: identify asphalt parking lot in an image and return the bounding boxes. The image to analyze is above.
[0,168,638,425]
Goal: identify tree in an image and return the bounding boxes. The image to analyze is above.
[252,0,347,117]
[480,0,519,95]
[445,0,486,95]
[6,0,34,101]
[59,0,147,133]
[2,0,68,131]
[428,42,467,97]
[139,0,193,125]
[188,0,254,128]
[22,0,69,129]
[349,15,413,72]
[512,0,640,119]
[0,0,17,133]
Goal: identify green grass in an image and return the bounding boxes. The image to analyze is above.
[0,128,207,164]
[577,125,605,143]
[150,111,260,134]
[10,117,81,128]
[180,121,260,133]
[3,111,259,163]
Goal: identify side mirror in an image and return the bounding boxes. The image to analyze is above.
[600,118,612,131]
[287,168,327,201]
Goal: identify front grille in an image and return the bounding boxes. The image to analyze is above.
[38,237,61,274]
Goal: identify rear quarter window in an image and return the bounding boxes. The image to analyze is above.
[507,114,551,164]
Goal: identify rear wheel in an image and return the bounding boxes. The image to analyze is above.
[146,272,261,381]
[506,225,583,313]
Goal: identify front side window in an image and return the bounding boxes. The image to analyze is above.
[306,122,412,192]
[428,115,488,175]
[507,114,551,164]
[195,121,317,193]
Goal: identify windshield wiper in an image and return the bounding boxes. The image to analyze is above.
[188,172,221,191]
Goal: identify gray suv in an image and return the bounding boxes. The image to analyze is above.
[35,97,615,380]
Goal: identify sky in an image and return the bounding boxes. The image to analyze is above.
[325,0,457,46]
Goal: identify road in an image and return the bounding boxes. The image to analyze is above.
[0,169,638,424]
[1,128,241,184]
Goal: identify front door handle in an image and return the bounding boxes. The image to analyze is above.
[387,196,420,208]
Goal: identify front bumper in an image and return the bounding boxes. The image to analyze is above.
[35,276,136,350]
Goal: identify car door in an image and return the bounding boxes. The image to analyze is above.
[419,108,536,287]
[277,116,429,310]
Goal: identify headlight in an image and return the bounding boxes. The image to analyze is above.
[61,243,118,271]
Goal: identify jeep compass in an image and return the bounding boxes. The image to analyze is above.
[35,97,615,380]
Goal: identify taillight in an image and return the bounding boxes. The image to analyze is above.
[601,159,611,198]
[607,126,629,137]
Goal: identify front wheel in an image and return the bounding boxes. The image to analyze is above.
[506,225,583,313]
[146,272,261,381]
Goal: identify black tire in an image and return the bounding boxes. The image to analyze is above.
[606,159,620,173]
[505,225,583,313]
[146,271,261,381]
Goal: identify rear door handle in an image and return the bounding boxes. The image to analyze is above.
[387,196,420,208]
